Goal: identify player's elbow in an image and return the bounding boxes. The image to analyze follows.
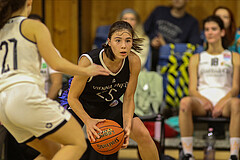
[67,93,77,106]
[231,88,239,97]
[50,63,62,72]
[67,94,74,105]
[188,88,196,96]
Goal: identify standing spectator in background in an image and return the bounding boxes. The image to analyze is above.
[213,6,240,53]
[119,8,150,70]
[29,14,63,100]
[144,0,201,71]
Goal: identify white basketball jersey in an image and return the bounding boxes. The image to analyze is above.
[0,16,43,91]
[198,50,233,105]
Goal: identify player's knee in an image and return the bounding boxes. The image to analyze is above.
[135,127,152,144]
[179,97,192,113]
[75,139,87,152]
[38,144,61,159]
[230,98,240,114]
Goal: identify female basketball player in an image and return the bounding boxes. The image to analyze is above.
[67,21,160,160]
[179,15,240,160]
[0,0,110,160]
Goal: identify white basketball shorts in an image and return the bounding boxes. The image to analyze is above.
[0,82,71,143]
[199,88,229,106]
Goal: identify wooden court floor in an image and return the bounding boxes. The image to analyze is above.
[118,148,230,160]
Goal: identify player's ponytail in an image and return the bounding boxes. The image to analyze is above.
[0,0,26,29]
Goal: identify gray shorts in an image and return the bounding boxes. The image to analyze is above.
[0,83,71,143]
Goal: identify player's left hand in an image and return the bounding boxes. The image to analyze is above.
[212,98,228,118]
[122,127,130,149]
[212,106,223,118]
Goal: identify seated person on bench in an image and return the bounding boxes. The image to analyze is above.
[179,15,240,160]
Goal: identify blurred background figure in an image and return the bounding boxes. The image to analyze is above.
[119,8,150,70]
[213,6,240,53]
[179,15,240,160]
[144,0,201,71]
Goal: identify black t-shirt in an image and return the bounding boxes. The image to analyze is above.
[144,6,201,45]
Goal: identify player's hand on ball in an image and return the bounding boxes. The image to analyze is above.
[86,118,106,142]
[90,120,124,155]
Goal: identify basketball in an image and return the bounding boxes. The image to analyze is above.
[90,119,125,155]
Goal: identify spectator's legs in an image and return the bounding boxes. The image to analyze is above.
[179,97,207,156]
[222,98,240,158]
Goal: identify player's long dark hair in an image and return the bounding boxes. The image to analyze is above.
[103,21,143,61]
[0,0,26,29]
[213,6,236,48]
[203,15,227,49]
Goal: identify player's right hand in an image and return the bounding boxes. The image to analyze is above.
[85,64,110,77]
[201,98,213,112]
[85,118,106,142]
[122,126,130,149]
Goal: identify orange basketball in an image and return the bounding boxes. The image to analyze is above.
[90,119,124,155]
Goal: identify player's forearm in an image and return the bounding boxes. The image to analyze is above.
[123,100,135,128]
[68,98,91,124]
[51,58,88,76]
[47,87,60,99]
[47,84,62,99]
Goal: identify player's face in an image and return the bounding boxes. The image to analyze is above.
[121,13,137,29]
[204,21,225,44]
[215,9,231,29]
[108,29,133,60]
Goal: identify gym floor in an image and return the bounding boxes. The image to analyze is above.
[118,148,230,160]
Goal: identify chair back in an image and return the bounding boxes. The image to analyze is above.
[157,43,204,110]
[93,25,111,49]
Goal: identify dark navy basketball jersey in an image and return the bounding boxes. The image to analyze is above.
[79,49,130,110]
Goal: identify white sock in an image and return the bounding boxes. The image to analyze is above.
[230,137,240,157]
[181,137,193,155]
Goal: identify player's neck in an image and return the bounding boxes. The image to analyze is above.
[103,52,123,73]
[207,45,225,55]
[11,9,28,18]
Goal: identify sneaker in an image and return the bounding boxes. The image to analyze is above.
[182,154,195,160]
[229,155,238,160]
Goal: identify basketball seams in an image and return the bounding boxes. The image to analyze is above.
[90,119,124,155]
[90,130,124,144]
[98,125,122,129]
[94,133,124,155]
